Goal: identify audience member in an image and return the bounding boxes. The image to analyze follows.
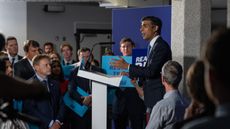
[14,40,40,80]
[110,16,172,123]
[184,60,215,119]
[5,36,23,65]
[74,47,99,67]
[43,42,54,55]
[172,60,215,129]
[112,37,145,129]
[0,33,47,100]
[104,47,114,55]
[0,54,13,77]
[146,60,188,129]
[0,53,29,129]
[67,47,103,129]
[50,52,61,62]
[60,42,76,66]
[23,54,65,129]
[182,28,230,129]
[50,60,68,95]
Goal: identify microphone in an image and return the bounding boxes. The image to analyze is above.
[83,42,115,70]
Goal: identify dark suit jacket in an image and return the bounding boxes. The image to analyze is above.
[69,65,103,104]
[22,76,65,129]
[18,55,23,60]
[14,58,35,80]
[0,73,47,99]
[67,65,103,129]
[129,37,172,108]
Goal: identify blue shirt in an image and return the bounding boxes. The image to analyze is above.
[146,90,188,129]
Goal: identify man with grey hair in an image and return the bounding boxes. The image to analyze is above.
[146,60,188,129]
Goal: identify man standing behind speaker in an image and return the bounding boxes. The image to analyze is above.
[112,38,145,129]
[5,36,23,65]
[111,16,172,122]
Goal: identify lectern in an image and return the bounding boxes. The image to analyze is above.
[77,69,122,129]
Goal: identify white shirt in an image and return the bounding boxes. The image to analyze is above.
[149,35,160,53]
[7,53,20,64]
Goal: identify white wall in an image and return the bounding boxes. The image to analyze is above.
[27,2,112,61]
[0,1,27,56]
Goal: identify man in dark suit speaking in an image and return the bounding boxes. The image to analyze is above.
[111,16,172,121]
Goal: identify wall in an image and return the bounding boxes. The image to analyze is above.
[0,1,27,56]
[27,2,112,61]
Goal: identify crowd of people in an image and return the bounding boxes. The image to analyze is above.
[1,15,230,129]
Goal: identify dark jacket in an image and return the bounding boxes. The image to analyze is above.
[129,37,172,108]
[14,58,35,80]
[23,76,65,129]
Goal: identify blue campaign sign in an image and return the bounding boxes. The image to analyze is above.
[63,86,89,117]
[132,48,147,67]
[62,65,75,80]
[102,56,134,87]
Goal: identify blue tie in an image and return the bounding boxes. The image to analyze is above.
[147,45,151,58]
[42,80,50,92]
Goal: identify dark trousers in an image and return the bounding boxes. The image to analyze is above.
[67,108,91,129]
[113,106,144,129]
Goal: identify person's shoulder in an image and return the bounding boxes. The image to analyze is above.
[18,55,23,60]
[49,78,60,85]
[181,116,228,129]
[14,58,26,67]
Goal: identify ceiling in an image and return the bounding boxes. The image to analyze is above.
[11,0,228,9]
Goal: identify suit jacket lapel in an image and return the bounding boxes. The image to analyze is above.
[25,59,35,74]
[146,38,160,66]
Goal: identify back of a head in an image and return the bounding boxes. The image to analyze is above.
[0,33,5,51]
[0,56,9,73]
[186,60,214,112]
[161,60,183,88]
[202,28,230,90]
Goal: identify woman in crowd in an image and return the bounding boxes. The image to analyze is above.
[0,53,28,129]
[173,60,215,129]
[49,60,68,95]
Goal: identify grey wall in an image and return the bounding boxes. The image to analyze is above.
[0,1,27,56]
[27,2,112,60]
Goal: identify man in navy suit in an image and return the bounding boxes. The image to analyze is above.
[23,54,65,129]
[111,16,172,122]
[5,36,23,65]
[14,40,40,80]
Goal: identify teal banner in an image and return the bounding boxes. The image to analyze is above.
[64,87,89,117]
[102,56,134,87]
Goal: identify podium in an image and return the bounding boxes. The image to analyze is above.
[77,69,122,129]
